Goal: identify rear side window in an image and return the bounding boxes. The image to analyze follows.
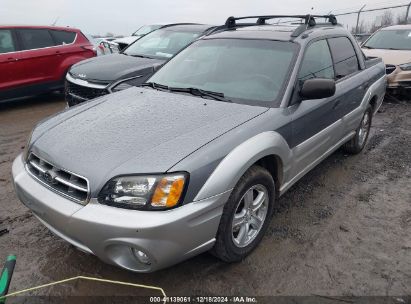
[298,39,334,81]
[18,29,55,50]
[0,30,15,53]
[50,30,76,45]
[328,37,359,79]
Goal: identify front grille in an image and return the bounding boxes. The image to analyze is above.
[26,153,89,204]
[65,80,108,103]
[385,64,396,75]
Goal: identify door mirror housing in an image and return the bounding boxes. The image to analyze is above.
[300,78,336,100]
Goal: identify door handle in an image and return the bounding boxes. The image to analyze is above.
[7,57,18,61]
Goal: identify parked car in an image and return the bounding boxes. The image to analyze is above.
[354,33,371,44]
[13,14,386,273]
[362,24,411,92]
[65,24,215,107]
[113,24,165,51]
[0,26,96,101]
[92,37,119,55]
[113,24,194,51]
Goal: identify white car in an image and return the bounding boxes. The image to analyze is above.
[85,36,119,56]
[114,23,197,51]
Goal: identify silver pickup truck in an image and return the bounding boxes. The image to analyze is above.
[13,15,386,273]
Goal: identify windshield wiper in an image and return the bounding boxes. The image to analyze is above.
[168,87,232,103]
[142,82,170,90]
[362,45,374,49]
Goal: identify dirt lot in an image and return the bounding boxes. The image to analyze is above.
[0,94,410,301]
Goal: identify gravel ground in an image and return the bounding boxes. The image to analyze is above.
[0,93,410,301]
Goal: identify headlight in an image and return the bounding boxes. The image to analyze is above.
[399,62,411,71]
[111,76,143,92]
[98,173,188,210]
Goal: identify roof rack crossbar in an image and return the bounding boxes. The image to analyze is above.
[224,14,338,29]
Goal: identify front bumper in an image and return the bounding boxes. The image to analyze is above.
[387,66,411,89]
[12,154,230,272]
[65,74,109,107]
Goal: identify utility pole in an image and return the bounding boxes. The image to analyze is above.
[355,5,366,34]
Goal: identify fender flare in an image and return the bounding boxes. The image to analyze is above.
[194,131,291,201]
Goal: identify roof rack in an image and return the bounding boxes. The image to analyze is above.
[221,14,338,37]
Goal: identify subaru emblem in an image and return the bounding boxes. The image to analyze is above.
[43,171,57,184]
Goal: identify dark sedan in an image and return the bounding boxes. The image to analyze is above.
[65,24,215,107]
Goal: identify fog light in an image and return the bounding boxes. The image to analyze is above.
[132,248,151,265]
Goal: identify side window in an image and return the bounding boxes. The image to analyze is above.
[0,30,15,53]
[50,30,76,45]
[328,37,360,79]
[298,40,334,81]
[18,29,55,50]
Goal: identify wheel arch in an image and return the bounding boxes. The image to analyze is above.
[368,94,379,113]
[193,131,290,201]
[254,154,283,198]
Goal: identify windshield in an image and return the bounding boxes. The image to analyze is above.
[132,25,162,36]
[148,39,298,107]
[364,29,411,50]
[124,28,201,59]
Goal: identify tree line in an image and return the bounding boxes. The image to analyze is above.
[352,10,409,34]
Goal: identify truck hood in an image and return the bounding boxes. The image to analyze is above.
[69,53,164,82]
[30,88,268,194]
[362,48,411,66]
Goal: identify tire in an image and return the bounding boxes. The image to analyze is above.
[343,104,373,154]
[211,165,275,262]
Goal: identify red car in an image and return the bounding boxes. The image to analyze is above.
[0,25,96,101]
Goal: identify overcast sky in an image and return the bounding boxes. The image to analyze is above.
[1,0,408,35]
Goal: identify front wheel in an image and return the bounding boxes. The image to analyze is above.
[211,165,275,262]
[343,104,373,154]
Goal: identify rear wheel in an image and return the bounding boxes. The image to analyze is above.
[211,166,275,262]
[344,104,372,154]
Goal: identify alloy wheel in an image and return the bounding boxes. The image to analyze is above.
[358,111,371,147]
[231,184,269,248]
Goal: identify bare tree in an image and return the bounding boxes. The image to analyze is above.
[352,20,369,34]
[381,10,394,27]
[396,12,408,25]
[369,10,394,33]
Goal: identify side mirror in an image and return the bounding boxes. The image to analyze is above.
[300,78,336,100]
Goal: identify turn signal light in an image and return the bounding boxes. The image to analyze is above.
[151,175,186,208]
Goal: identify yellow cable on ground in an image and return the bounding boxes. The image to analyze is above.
[0,275,167,303]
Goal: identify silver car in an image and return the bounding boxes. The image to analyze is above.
[12,15,386,272]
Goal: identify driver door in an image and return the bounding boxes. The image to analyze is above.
[288,39,343,178]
